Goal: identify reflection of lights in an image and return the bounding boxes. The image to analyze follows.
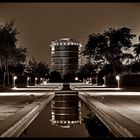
[12,87,18,90]
[60,125,70,129]
[71,121,74,124]
[74,87,122,91]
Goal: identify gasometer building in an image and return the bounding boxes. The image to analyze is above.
[50,38,82,76]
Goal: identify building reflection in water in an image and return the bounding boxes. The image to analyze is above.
[50,91,82,128]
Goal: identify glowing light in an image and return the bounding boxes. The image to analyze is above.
[116,75,120,88]
[13,76,17,88]
[14,76,17,80]
[75,77,78,81]
[52,46,55,51]
[116,75,120,80]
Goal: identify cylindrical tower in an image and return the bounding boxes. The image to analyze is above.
[50,38,82,76]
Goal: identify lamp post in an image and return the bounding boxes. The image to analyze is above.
[13,76,17,88]
[35,77,38,85]
[103,76,105,86]
[40,77,43,84]
[95,68,100,86]
[116,75,120,88]
[27,77,30,87]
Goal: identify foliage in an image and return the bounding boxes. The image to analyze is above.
[77,62,98,80]
[0,20,27,85]
[82,27,136,75]
[25,57,50,79]
[49,71,62,82]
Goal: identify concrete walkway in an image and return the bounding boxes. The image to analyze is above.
[0,92,55,137]
[79,92,140,137]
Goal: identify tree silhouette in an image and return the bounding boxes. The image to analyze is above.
[133,36,140,61]
[0,20,27,86]
[49,71,62,82]
[82,27,136,75]
[25,57,50,82]
[77,62,97,81]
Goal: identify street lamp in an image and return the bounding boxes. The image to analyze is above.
[75,77,78,81]
[40,77,43,84]
[13,76,17,88]
[103,76,106,86]
[95,68,100,86]
[27,77,30,87]
[116,75,120,88]
[35,77,38,85]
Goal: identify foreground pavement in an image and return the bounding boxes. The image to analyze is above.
[71,83,140,137]
[0,84,62,137]
[1,82,140,137]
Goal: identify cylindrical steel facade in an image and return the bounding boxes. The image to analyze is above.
[50,38,81,76]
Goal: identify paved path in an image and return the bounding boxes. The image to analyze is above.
[71,83,140,137]
[0,83,62,137]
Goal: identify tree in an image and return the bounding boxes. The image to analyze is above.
[9,63,26,76]
[25,57,50,82]
[49,71,62,82]
[133,36,140,61]
[0,20,27,86]
[77,62,97,80]
[82,27,136,75]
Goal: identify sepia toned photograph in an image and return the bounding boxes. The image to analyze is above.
[0,2,140,138]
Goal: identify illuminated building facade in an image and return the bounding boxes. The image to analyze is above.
[50,38,82,76]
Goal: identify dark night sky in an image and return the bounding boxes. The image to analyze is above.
[0,3,140,66]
